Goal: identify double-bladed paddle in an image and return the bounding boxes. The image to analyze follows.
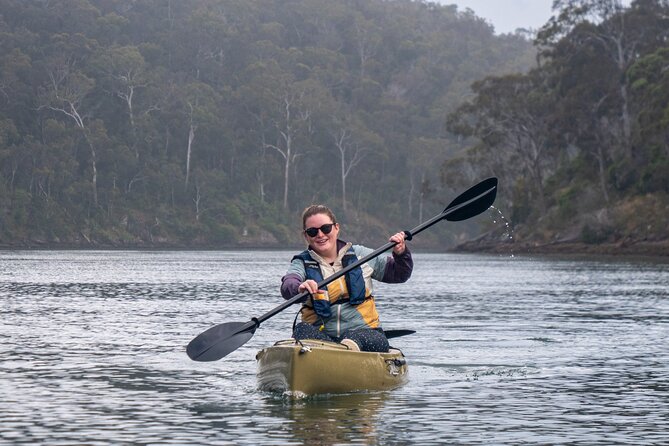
[187,177,498,361]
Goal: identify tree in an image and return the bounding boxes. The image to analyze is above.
[265,83,316,210]
[38,33,101,207]
[243,53,324,210]
[179,81,220,189]
[329,113,380,211]
[447,71,557,215]
[407,137,450,222]
[629,45,669,154]
[91,45,148,156]
[628,44,669,191]
[538,0,669,161]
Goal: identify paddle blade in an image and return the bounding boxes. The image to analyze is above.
[443,177,498,221]
[385,329,416,339]
[187,321,256,362]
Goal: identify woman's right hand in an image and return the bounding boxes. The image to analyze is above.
[298,279,322,295]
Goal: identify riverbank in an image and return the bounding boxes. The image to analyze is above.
[3,237,668,258]
[453,238,669,257]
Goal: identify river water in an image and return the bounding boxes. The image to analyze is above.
[0,250,667,445]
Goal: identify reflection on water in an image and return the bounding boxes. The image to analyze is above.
[1,250,668,445]
[262,392,388,445]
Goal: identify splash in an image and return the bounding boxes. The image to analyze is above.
[490,205,515,258]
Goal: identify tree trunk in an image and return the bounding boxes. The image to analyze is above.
[185,122,195,188]
[341,149,347,211]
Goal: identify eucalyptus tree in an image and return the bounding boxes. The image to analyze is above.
[264,78,324,210]
[538,0,669,162]
[179,81,220,189]
[328,112,382,212]
[542,34,618,203]
[447,70,557,215]
[351,13,381,83]
[90,45,148,157]
[242,45,328,210]
[629,45,669,152]
[37,33,102,208]
[0,119,20,192]
[628,44,669,191]
[0,43,32,194]
[407,137,451,222]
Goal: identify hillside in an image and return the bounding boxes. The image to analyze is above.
[0,0,535,249]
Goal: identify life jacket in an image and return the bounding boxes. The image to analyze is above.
[292,246,367,318]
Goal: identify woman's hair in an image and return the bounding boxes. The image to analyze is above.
[301,205,337,229]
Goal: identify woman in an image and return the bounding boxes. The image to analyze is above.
[280,204,413,352]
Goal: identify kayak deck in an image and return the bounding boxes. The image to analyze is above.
[256,339,408,396]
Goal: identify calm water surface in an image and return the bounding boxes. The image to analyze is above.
[0,250,667,445]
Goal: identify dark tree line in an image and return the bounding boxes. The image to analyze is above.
[0,0,535,247]
[446,0,669,246]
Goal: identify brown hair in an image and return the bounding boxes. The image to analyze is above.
[301,204,337,229]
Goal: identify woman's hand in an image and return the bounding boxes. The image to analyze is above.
[390,231,407,255]
[298,279,322,295]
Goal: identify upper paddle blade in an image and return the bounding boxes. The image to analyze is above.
[443,177,498,221]
[186,321,256,362]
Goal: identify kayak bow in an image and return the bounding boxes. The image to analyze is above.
[256,339,408,396]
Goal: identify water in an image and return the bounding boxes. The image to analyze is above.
[0,250,667,445]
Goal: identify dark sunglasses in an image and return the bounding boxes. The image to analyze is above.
[304,223,335,237]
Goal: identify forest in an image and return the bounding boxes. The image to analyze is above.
[0,0,667,253]
[447,0,669,254]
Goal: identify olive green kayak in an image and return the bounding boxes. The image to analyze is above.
[256,339,408,395]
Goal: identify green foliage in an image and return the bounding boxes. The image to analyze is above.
[220,202,244,227]
[581,223,614,244]
[556,186,579,220]
[207,222,238,244]
[638,150,669,194]
[258,217,293,245]
[510,182,532,225]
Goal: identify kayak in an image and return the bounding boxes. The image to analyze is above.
[256,339,408,395]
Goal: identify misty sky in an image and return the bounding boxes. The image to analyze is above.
[442,0,556,34]
[443,1,633,34]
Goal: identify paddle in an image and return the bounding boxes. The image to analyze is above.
[187,177,498,361]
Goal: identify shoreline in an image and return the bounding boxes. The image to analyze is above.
[2,239,668,258]
[452,239,669,258]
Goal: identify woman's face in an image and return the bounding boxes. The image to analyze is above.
[303,213,339,258]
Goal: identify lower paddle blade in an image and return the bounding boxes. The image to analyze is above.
[443,177,498,221]
[385,329,416,339]
[187,321,256,362]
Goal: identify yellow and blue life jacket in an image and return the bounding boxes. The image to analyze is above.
[292,246,366,318]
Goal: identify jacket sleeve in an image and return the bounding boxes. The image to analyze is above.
[280,258,306,300]
[380,248,413,283]
[281,273,303,299]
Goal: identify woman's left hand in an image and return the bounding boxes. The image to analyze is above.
[390,231,407,255]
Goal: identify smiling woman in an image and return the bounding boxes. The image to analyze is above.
[280,204,413,353]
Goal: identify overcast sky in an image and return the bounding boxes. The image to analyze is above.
[440,0,557,34]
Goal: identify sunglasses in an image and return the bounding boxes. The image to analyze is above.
[304,223,335,237]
